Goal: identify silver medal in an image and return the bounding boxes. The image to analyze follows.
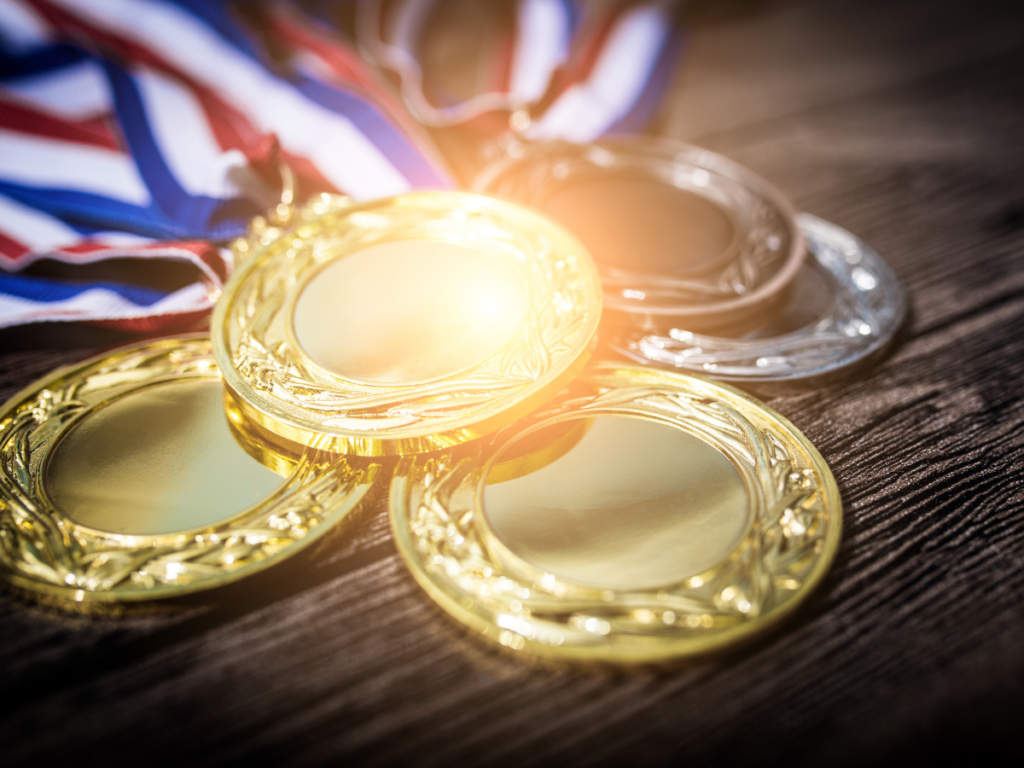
[608,214,908,386]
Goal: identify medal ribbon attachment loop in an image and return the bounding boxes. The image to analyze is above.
[358,0,683,140]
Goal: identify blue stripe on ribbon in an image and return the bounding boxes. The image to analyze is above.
[562,0,582,40]
[0,192,135,239]
[0,181,190,240]
[0,44,85,80]
[103,61,260,239]
[291,73,453,190]
[166,0,453,191]
[0,271,167,306]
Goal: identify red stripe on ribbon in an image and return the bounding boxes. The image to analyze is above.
[28,0,281,175]
[0,231,30,261]
[263,5,447,174]
[0,98,121,149]
[541,1,631,108]
[88,306,210,333]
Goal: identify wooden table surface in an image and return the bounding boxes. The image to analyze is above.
[3,0,1024,764]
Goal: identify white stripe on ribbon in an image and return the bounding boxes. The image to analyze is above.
[0,280,210,328]
[0,127,151,204]
[387,0,435,60]
[0,59,112,120]
[50,0,412,199]
[0,193,228,291]
[527,1,671,143]
[0,0,52,51]
[131,66,272,205]
[0,193,149,254]
[509,0,572,106]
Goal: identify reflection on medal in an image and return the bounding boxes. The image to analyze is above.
[215,191,602,456]
[609,215,908,385]
[390,364,841,664]
[0,336,379,605]
[474,138,805,332]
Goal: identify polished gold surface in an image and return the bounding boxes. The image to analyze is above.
[390,364,842,664]
[0,336,379,604]
[215,191,602,456]
[293,240,528,385]
[485,417,592,485]
[49,380,283,536]
[223,388,304,477]
[484,416,748,591]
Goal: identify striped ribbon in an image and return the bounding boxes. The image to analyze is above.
[0,0,681,332]
[0,0,453,331]
[358,0,682,141]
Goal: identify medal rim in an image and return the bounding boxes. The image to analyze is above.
[610,214,908,384]
[0,334,379,604]
[389,363,842,664]
[472,137,806,329]
[213,191,603,456]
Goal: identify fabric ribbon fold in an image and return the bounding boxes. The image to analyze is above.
[0,0,681,332]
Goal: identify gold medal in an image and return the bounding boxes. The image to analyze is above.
[0,336,379,605]
[214,191,602,456]
[390,364,841,663]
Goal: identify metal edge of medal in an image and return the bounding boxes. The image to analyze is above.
[474,136,906,388]
[387,364,843,665]
[607,213,909,389]
[0,334,382,608]
[471,137,808,332]
[212,190,604,457]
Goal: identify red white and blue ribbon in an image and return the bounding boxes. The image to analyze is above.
[358,0,682,140]
[0,0,681,332]
[358,0,579,126]
[0,0,454,331]
[0,191,227,330]
[526,0,682,141]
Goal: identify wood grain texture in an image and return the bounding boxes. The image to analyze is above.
[2,0,1024,765]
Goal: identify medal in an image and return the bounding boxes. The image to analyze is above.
[473,137,906,385]
[0,336,380,605]
[390,364,841,663]
[474,138,805,332]
[214,191,602,456]
[608,214,908,385]
[3,0,855,669]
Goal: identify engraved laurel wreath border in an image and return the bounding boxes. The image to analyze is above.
[0,337,375,603]
[220,193,600,437]
[391,367,840,662]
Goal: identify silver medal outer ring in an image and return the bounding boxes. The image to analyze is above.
[473,138,805,331]
[609,214,908,386]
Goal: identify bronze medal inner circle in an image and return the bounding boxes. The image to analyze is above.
[482,414,750,591]
[292,239,530,386]
[539,174,738,277]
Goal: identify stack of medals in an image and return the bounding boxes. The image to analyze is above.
[0,1,906,665]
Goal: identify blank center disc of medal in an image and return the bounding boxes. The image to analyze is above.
[46,380,284,536]
[292,240,529,385]
[483,415,749,591]
[541,175,735,276]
